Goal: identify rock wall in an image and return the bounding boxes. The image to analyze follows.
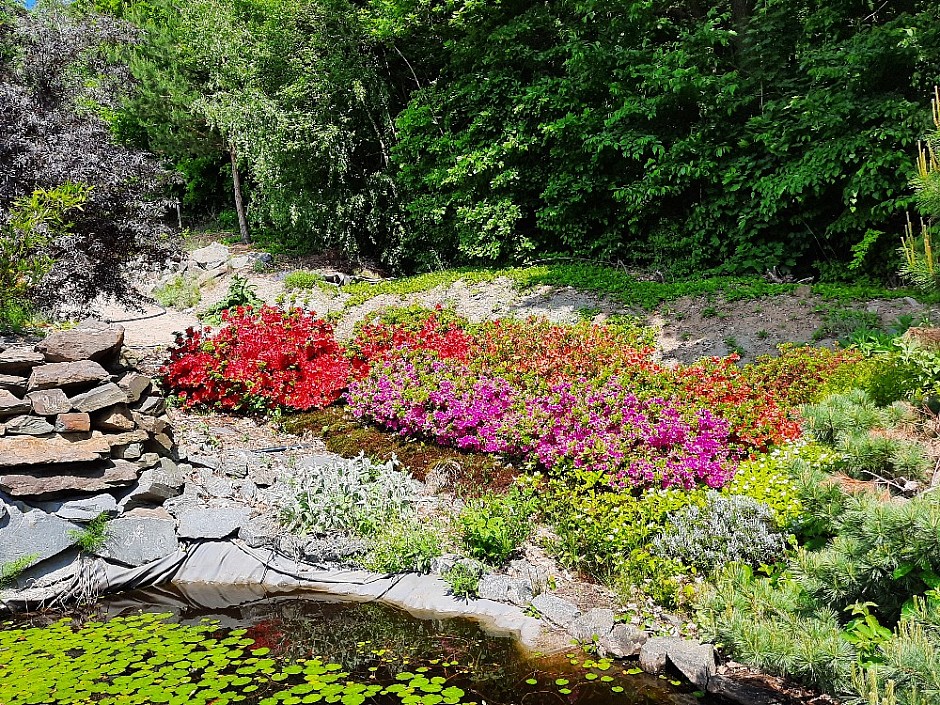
[0,323,185,573]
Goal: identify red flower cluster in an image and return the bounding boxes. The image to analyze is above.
[349,307,472,366]
[161,306,355,412]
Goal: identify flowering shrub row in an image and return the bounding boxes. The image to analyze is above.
[162,306,356,412]
[162,305,857,491]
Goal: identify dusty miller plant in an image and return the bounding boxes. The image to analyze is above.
[0,0,176,313]
[279,453,422,537]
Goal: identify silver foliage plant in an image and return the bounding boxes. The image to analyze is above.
[654,492,788,574]
[278,453,423,537]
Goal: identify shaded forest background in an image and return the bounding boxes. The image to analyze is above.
[10,0,940,279]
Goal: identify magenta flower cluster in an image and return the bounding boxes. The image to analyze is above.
[346,352,738,490]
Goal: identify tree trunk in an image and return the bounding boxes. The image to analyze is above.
[229,146,250,244]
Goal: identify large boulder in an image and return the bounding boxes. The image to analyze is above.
[640,637,718,688]
[568,608,615,643]
[190,243,231,269]
[96,511,179,567]
[0,435,109,467]
[70,383,128,413]
[36,326,124,363]
[28,360,109,391]
[0,459,139,498]
[602,624,649,658]
[0,498,81,565]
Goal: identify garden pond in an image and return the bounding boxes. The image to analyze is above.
[0,587,717,705]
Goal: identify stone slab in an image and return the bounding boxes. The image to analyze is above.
[28,360,109,391]
[28,389,71,415]
[0,390,30,417]
[36,326,124,363]
[34,493,119,522]
[0,435,109,467]
[96,514,179,567]
[176,507,251,540]
[0,348,44,375]
[0,459,139,498]
[3,415,55,435]
[70,383,128,413]
[0,498,82,565]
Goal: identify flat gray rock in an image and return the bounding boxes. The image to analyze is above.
[568,607,615,643]
[477,574,533,606]
[531,593,581,628]
[640,637,717,687]
[3,415,55,435]
[97,513,178,567]
[602,623,649,658]
[0,434,109,467]
[177,506,250,540]
[27,388,71,415]
[118,372,152,403]
[239,511,280,548]
[0,459,139,498]
[35,494,118,522]
[136,395,167,416]
[70,383,128,413]
[117,461,186,510]
[0,499,82,565]
[28,360,109,391]
[36,326,124,363]
[190,243,230,268]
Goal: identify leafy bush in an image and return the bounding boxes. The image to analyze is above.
[279,454,421,537]
[458,488,536,565]
[654,493,788,574]
[153,274,202,309]
[283,270,326,291]
[162,305,355,412]
[201,275,263,323]
[360,517,442,574]
[813,308,882,342]
[442,562,483,600]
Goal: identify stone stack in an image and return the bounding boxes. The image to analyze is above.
[0,323,185,571]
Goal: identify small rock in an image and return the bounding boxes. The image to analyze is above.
[176,506,250,540]
[3,415,54,435]
[189,454,220,471]
[114,442,143,460]
[117,462,186,510]
[136,395,167,416]
[28,389,71,415]
[28,360,109,391]
[55,412,91,433]
[239,512,280,548]
[132,412,168,435]
[0,390,30,417]
[36,326,124,363]
[97,513,179,567]
[237,478,258,502]
[0,375,27,395]
[118,372,152,403]
[509,558,551,594]
[568,608,615,644]
[92,404,135,431]
[70,383,128,413]
[531,593,581,629]
[640,638,717,688]
[35,494,119,522]
[297,535,367,563]
[602,624,649,658]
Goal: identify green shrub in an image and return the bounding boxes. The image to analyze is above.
[813,307,882,342]
[153,274,202,309]
[442,562,483,600]
[201,274,262,323]
[360,517,442,574]
[458,488,536,565]
[283,270,326,291]
[654,492,788,574]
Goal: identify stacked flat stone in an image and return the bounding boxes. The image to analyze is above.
[0,324,184,569]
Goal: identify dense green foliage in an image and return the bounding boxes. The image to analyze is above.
[88,0,940,275]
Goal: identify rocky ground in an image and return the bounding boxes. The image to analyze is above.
[90,242,933,364]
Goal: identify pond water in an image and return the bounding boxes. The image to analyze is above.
[0,587,717,705]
